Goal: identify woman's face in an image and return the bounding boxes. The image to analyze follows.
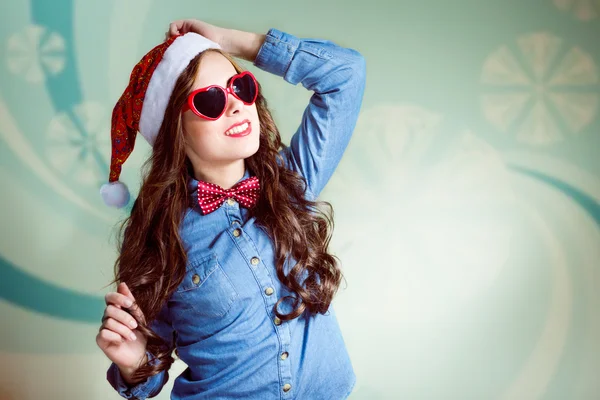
[182,51,261,173]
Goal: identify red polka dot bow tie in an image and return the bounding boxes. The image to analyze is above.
[197,176,260,215]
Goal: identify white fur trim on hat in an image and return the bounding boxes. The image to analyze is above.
[139,33,221,145]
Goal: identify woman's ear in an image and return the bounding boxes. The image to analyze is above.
[181,128,191,147]
[179,117,189,143]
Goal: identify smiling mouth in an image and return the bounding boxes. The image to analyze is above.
[225,121,251,137]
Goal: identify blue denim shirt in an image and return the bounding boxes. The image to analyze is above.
[107,28,366,400]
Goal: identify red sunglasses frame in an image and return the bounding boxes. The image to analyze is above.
[182,71,259,121]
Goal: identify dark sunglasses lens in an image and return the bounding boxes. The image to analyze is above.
[192,87,226,118]
[232,74,257,103]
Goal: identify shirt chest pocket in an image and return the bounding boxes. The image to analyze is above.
[175,253,238,318]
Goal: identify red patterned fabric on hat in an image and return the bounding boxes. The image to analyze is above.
[108,35,178,184]
[99,33,221,208]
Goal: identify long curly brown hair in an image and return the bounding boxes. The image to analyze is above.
[108,49,344,383]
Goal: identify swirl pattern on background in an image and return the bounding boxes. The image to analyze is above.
[0,1,598,399]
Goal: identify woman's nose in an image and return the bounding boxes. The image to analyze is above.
[225,91,243,116]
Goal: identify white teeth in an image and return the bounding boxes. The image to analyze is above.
[225,122,249,136]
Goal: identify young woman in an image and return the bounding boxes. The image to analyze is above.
[96,19,366,399]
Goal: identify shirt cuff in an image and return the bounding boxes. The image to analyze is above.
[107,351,165,399]
[254,28,300,78]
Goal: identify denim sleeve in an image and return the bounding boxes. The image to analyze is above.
[106,303,174,399]
[254,28,367,200]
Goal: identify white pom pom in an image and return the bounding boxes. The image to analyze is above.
[100,181,130,208]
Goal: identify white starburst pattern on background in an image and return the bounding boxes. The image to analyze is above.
[6,24,66,83]
[326,104,516,319]
[329,103,518,395]
[554,0,600,21]
[46,102,111,187]
[481,32,598,145]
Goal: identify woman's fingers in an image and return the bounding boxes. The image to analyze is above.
[168,20,203,37]
[103,317,137,342]
[103,304,138,330]
[103,283,146,326]
[97,327,125,344]
[169,21,180,36]
[104,291,133,309]
[117,282,146,324]
[118,282,134,300]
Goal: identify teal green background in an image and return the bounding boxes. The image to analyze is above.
[0,0,599,399]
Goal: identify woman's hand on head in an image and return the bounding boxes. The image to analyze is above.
[165,19,264,61]
[166,19,227,46]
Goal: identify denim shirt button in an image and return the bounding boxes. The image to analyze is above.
[283,383,292,392]
[192,274,200,285]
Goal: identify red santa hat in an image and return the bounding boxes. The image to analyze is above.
[100,33,220,208]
